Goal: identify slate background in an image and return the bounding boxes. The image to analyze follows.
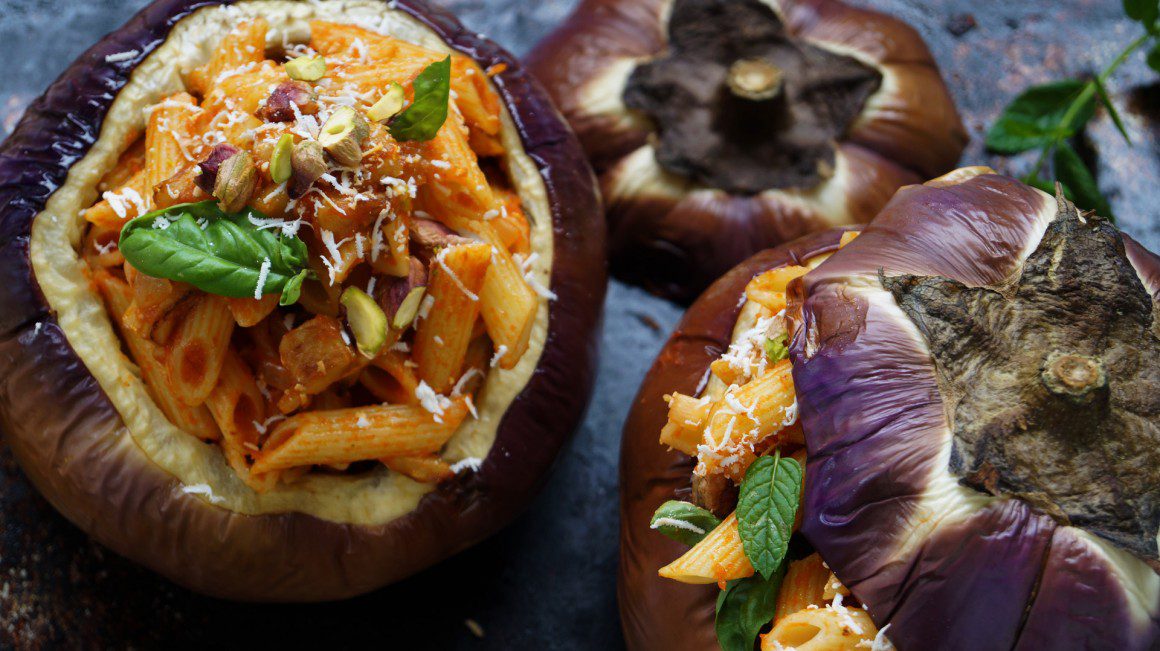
[0,0,1156,649]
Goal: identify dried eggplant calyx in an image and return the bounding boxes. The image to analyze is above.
[623,0,881,195]
[882,197,1160,560]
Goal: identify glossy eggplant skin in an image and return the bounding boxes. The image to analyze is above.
[0,0,605,601]
[617,229,851,651]
[790,169,1160,650]
[527,0,966,302]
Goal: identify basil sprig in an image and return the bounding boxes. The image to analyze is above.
[389,56,451,142]
[119,200,310,306]
[715,566,785,651]
[650,500,721,546]
[736,451,803,579]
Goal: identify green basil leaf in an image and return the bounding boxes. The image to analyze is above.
[1124,0,1159,29]
[1148,41,1160,73]
[1092,77,1131,145]
[715,566,786,651]
[763,335,789,364]
[650,500,722,546]
[1053,142,1113,219]
[985,80,1095,154]
[120,200,310,300]
[389,56,451,142]
[737,451,803,579]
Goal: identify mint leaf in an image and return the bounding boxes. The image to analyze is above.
[390,56,451,142]
[985,80,1095,154]
[1053,142,1113,219]
[1149,42,1160,73]
[736,452,802,579]
[715,566,785,651]
[763,335,789,363]
[120,201,309,300]
[650,500,721,546]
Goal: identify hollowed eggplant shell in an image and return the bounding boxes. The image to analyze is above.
[790,171,1160,650]
[617,229,851,651]
[527,0,967,302]
[0,0,605,601]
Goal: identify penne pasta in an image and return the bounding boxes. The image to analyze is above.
[144,92,199,206]
[439,215,538,369]
[383,455,455,483]
[95,271,221,441]
[187,18,270,95]
[659,393,711,456]
[658,512,755,584]
[252,398,469,474]
[761,606,877,650]
[415,104,497,223]
[698,360,797,481]
[205,351,273,491]
[84,168,149,229]
[227,295,279,328]
[775,553,832,623]
[164,295,235,407]
[413,242,492,393]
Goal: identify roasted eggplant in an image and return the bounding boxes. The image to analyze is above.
[0,0,604,601]
[528,0,967,301]
[619,168,1160,650]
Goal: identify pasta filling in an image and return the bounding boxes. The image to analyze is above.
[650,232,897,651]
[30,0,554,525]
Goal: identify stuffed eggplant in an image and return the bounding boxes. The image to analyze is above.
[0,0,603,601]
[528,0,967,301]
[620,168,1160,650]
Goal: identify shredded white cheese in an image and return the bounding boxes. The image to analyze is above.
[489,345,508,368]
[415,381,452,424]
[650,518,706,535]
[255,257,272,300]
[450,457,484,473]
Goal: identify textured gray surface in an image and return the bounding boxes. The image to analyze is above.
[0,0,1156,649]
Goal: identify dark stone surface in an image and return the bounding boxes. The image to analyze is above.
[0,0,1155,649]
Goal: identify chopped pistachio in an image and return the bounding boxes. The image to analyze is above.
[213,150,256,213]
[289,140,327,199]
[284,55,327,82]
[392,286,427,330]
[269,134,294,184]
[341,287,388,358]
[318,106,370,167]
[367,83,406,122]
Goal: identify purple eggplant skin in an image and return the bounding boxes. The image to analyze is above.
[0,0,606,601]
[789,168,1160,650]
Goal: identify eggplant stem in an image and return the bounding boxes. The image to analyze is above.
[727,58,784,101]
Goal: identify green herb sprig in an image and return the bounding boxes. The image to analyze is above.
[389,56,452,142]
[119,201,310,306]
[985,0,1160,219]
